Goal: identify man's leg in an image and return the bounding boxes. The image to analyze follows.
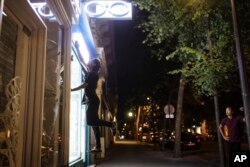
[231,142,241,151]
[86,99,116,135]
[92,126,101,151]
[93,119,116,136]
[94,119,112,127]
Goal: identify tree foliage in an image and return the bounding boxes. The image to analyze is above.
[133,0,250,160]
[134,0,238,96]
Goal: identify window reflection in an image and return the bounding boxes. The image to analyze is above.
[70,50,82,162]
[30,1,64,166]
[69,48,86,163]
[0,9,18,167]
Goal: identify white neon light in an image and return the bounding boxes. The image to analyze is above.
[84,1,132,20]
[38,4,54,18]
[72,32,90,64]
[85,2,106,17]
[31,2,55,20]
[2,11,7,16]
[109,2,129,16]
[31,1,81,21]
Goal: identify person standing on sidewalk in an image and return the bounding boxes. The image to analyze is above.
[219,106,245,152]
[71,58,116,152]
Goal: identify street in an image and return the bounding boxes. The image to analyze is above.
[96,140,220,167]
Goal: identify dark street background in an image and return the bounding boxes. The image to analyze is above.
[97,140,220,167]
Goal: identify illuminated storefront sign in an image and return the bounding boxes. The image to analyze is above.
[84,0,132,20]
[31,1,81,21]
[31,2,56,20]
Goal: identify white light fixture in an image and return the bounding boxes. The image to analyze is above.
[84,0,132,20]
[72,32,90,64]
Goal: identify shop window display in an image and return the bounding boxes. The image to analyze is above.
[30,2,65,166]
[69,47,86,163]
[0,11,18,167]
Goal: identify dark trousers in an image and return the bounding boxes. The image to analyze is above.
[86,98,112,149]
[225,141,241,167]
[228,141,241,152]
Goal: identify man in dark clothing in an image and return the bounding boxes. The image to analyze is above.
[71,58,116,152]
[219,106,245,152]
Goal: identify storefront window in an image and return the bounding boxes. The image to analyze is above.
[69,49,86,163]
[0,8,18,167]
[69,25,90,165]
[30,1,64,166]
[29,1,91,166]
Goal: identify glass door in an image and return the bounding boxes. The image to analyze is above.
[69,47,86,164]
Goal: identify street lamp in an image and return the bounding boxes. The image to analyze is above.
[128,112,133,117]
[127,111,135,139]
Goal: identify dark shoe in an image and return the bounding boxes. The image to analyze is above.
[90,147,101,153]
[112,122,116,136]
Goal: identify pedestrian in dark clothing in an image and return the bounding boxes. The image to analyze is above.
[219,106,245,152]
[71,58,116,152]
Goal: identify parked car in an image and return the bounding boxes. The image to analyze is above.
[164,132,201,150]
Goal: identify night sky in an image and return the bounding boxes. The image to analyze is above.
[112,6,176,121]
[113,12,154,113]
[112,6,182,112]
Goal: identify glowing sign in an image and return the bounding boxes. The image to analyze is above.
[31,2,56,20]
[84,1,132,20]
[31,1,81,22]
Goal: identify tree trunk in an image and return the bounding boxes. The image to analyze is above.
[213,90,225,167]
[208,15,225,166]
[174,74,186,158]
[136,106,141,141]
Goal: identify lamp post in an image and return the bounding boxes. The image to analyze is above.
[230,0,250,148]
[128,111,136,139]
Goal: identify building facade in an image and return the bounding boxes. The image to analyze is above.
[0,0,117,166]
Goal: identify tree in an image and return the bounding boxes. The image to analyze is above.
[134,1,240,163]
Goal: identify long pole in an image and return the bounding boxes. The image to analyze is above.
[136,106,141,141]
[0,0,5,33]
[230,0,250,148]
[214,91,225,167]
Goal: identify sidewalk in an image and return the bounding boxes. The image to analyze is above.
[94,140,220,167]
